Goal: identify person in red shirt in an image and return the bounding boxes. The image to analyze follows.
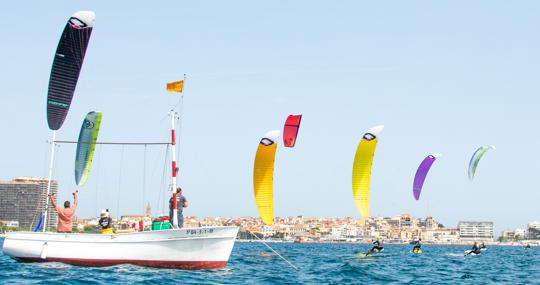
[48,191,77,233]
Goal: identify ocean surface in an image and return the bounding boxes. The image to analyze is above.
[0,238,538,284]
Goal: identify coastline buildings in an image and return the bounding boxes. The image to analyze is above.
[229,216,496,243]
[527,221,540,239]
[500,229,526,241]
[0,177,531,243]
[0,177,58,230]
[72,213,540,244]
[458,221,494,241]
[203,214,494,243]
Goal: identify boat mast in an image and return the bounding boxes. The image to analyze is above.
[42,130,57,232]
[170,111,179,228]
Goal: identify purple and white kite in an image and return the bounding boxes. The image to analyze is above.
[413,153,441,200]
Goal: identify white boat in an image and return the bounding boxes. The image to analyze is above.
[3,12,239,269]
[3,226,238,269]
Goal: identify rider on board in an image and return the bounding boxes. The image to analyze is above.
[468,241,481,255]
[369,239,384,253]
[412,238,422,252]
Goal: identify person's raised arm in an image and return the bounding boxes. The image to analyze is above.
[48,193,58,209]
[73,190,78,208]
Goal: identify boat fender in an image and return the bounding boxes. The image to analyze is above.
[40,242,48,260]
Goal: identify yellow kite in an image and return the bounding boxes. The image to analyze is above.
[253,130,280,225]
[352,125,384,218]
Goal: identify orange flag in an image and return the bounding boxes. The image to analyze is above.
[166,80,184,93]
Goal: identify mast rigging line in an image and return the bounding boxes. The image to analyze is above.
[246,230,299,271]
[54,140,172,145]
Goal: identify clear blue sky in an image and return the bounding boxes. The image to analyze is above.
[1,1,539,233]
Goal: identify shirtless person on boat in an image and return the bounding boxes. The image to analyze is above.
[48,191,77,233]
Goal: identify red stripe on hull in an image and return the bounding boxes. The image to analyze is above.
[15,257,227,270]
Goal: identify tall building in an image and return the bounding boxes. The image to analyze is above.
[458,221,494,241]
[0,177,58,230]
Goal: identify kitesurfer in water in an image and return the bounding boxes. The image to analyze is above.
[48,191,77,233]
[412,238,422,252]
[467,242,481,255]
[169,187,188,228]
[98,209,113,234]
[369,239,384,253]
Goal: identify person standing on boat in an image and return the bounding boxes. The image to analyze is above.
[169,187,188,228]
[48,191,77,233]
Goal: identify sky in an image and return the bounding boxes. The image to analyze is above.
[1,1,539,233]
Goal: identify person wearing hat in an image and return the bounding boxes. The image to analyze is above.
[98,209,113,234]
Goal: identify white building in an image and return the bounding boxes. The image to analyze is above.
[458,221,494,241]
[331,227,345,238]
[527,221,540,239]
[514,228,527,239]
[423,228,460,243]
[500,230,515,241]
[260,225,275,238]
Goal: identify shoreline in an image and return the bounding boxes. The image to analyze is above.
[2,233,537,246]
[235,239,539,246]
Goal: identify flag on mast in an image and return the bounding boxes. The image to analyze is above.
[166,80,184,93]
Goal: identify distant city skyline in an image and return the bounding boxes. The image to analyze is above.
[1,1,539,234]
[1,175,538,240]
[70,213,540,242]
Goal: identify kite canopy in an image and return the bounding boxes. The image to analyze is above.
[352,125,384,218]
[74,111,102,186]
[253,130,280,225]
[413,153,441,201]
[283,114,302,147]
[47,11,95,130]
[468,145,495,181]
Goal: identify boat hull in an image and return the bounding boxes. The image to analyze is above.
[2,226,238,269]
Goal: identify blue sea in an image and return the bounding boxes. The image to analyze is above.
[0,238,538,284]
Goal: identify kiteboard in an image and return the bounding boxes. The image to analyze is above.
[464,250,480,256]
[360,247,384,257]
[412,248,423,254]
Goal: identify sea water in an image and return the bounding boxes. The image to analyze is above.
[0,238,538,284]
